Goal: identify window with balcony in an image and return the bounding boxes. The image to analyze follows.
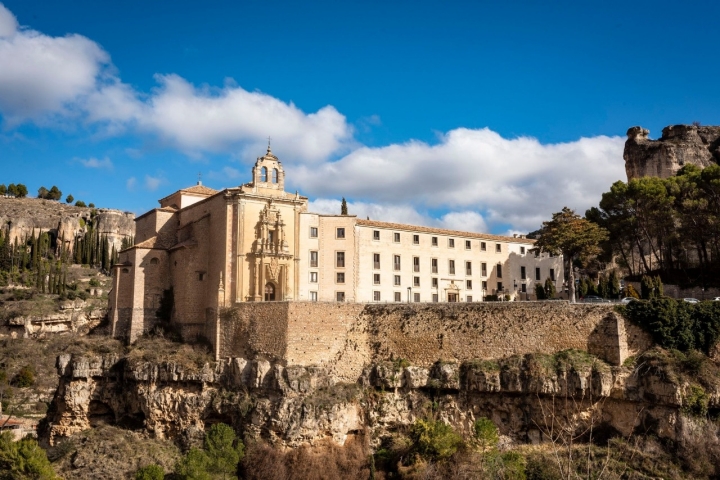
[373,253,380,269]
[465,261,472,275]
[431,258,438,273]
[481,262,487,276]
[413,256,420,272]
[393,255,401,271]
[373,273,380,285]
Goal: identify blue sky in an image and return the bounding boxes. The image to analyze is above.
[1,0,718,234]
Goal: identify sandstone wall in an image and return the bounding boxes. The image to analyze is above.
[219,301,653,381]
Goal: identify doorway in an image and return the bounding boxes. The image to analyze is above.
[448,293,458,302]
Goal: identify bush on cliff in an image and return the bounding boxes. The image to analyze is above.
[0,431,58,479]
[175,423,244,480]
[620,298,720,353]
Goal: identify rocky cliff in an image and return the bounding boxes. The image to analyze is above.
[624,124,720,180]
[0,197,135,253]
[43,348,720,453]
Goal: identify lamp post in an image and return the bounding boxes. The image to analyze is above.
[407,286,411,303]
[513,279,517,301]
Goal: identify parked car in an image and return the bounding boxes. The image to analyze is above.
[620,297,637,304]
[713,297,720,301]
[683,298,700,304]
[582,295,607,303]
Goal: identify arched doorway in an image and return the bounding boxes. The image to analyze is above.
[264,282,276,301]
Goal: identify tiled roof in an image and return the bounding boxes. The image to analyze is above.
[180,185,218,196]
[355,219,535,244]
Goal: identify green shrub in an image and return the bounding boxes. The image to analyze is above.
[12,365,36,387]
[472,417,499,449]
[0,431,58,479]
[409,419,463,461]
[135,464,165,480]
[175,423,243,480]
[621,298,720,353]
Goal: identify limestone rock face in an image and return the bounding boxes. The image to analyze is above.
[624,124,720,180]
[42,351,716,450]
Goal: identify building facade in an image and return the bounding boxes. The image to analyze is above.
[109,147,563,344]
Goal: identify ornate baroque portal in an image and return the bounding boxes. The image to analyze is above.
[250,200,293,301]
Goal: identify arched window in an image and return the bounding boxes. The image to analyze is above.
[272,168,278,183]
[260,167,268,182]
[264,282,276,301]
[150,257,159,265]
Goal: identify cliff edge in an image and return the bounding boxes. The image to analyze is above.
[624,124,720,181]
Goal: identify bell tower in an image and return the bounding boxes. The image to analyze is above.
[251,143,286,192]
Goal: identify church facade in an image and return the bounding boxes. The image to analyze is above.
[108,147,563,344]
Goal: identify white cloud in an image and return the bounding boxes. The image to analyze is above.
[208,166,243,182]
[308,199,489,233]
[144,175,163,191]
[126,177,137,191]
[76,156,113,169]
[0,4,18,37]
[294,128,625,232]
[0,6,110,123]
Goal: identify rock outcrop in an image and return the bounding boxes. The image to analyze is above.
[43,350,717,450]
[0,197,135,253]
[624,124,720,180]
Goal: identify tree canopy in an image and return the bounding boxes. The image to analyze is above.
[533,207,608,302]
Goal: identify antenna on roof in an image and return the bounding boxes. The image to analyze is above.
[197,172,202,185]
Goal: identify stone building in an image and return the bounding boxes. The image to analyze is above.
[108,147,563,344]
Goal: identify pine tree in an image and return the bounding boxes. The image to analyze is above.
[544,277,556,299]
[341,197,348,215]
[609,270,621,299]
[598,274,609,299]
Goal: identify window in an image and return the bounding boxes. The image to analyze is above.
[336,228,345,239]
[465,240,471,250]
[496,264,503,278]
[466,280,472,289]
[466,295,473,302]
[431,258,438,273]
[310,227,318,238]
[310,251,318,268]
[481,242,487,251]
[432,277,438,287]
[394,275,401,286]
[413,256,420,272]
[260,166,268,182]
[337,272,345,283]
[268,230,275,244]
[496,243,502,253]
[373,291,381,301]
[373,253,380,269]
[310,291,317,301]
[272,168,278,183]
[449,260,455,275]
[550,268,555,281]
[520,266,526,280]
[497,282,503,292]
[521,284,527,293]
[413,293,420,302]
[535,267,541,281]
[336,251,345,268]
[373,273,380,285]
[310,272,318,283]
[448,238,455,248]
[394,292,402,302]
[122,268,129,273]
[150,257,159,265]
[520,246,525,254]
[414,276,420,287]
[466,261,472,275]
[432,236,438,246]
[198,272,205,281]
[373,230,380,241]
[393,255,401,271]
[482,281,488,291]
[336,292,345,302]
[413,234,420,245]
[481,262,487,276]
[394,232,400,242]
[432,293,439,302]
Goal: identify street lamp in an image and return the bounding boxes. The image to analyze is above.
[407,286,411,303]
